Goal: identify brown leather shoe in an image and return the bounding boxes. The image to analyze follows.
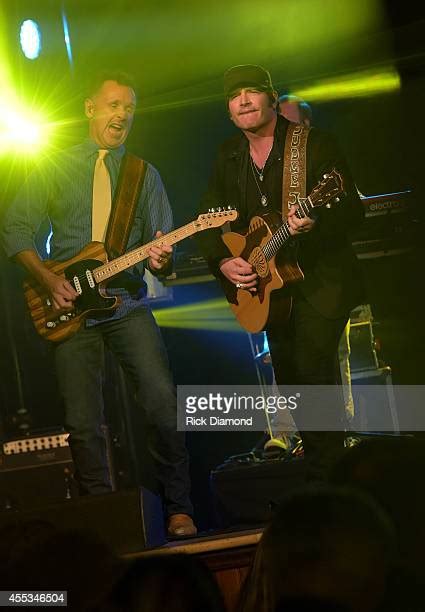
[167,513,197,537]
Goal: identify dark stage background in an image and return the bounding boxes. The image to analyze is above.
[0,0,424,528]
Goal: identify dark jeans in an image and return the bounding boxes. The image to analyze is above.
[267,292,349,479]
[54,304,193,517]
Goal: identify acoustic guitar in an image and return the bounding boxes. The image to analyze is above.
[221,170,343,333]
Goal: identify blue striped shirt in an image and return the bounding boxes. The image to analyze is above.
[2,139,173,325]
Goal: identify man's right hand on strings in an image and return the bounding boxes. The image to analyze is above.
[219,257,258,292]
[44,271,78,312]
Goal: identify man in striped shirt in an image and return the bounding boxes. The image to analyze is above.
[2,73,196,537]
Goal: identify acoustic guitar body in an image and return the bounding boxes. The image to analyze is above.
[222,213,303,333]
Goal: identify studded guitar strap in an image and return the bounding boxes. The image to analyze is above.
[282,123,310,220]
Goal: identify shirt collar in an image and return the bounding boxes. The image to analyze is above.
[82,139,126,161]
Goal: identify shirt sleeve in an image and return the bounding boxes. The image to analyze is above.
[303,127,365,245]
[2,162,52,259]
[142,164,173,239]
[141,163,174,277]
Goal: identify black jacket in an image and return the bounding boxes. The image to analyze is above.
[196,115,365,319]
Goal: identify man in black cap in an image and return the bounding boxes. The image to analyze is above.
[196,64,365,478]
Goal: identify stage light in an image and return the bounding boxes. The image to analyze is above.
[0,100,50,154]
[293,67,401,103]
[152,298,243,332]
[9,114,40,145]
[61,9,73,69]
[19,19,42,60]
[119,0,386,105]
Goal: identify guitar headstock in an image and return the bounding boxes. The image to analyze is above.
[196,207,238,229]
[309,169,344,209]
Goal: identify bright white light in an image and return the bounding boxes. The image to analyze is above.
[0,99,50,154]
[10,115,41,145]
[20,19,42,60]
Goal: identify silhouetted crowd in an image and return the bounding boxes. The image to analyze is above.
[2,436,425,611]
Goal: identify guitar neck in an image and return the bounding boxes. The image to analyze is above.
[263,198,313,261]
[93,221,197,283]
[262,169,343,260]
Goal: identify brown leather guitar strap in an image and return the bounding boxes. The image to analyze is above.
[105,152,147,259]
[282,123,310,220]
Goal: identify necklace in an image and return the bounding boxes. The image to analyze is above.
[250,143,273,182]
[251,159,265,182]
[250,156,268,207]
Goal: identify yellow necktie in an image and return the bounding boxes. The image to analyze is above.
[92,149,112,242]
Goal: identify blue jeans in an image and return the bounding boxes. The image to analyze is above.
[54,304,193,517]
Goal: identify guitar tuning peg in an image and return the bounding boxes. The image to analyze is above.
[334,197,340,203]
[323,173,329,179]
[217,206,222,212]
[209,208,215,213]
[326,203,332,208]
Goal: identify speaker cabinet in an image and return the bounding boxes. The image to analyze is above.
[0,487,166,554]
[211,458,306,528]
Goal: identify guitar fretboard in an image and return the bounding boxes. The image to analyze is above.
[93,221,200,283]
[262,199,313,261]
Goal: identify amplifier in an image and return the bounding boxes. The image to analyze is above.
[3,432,69,453]
[0,431,77,511]
[1,432,71,471]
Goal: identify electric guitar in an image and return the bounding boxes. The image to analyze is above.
[221,170,344,333]
[24,208,238,342]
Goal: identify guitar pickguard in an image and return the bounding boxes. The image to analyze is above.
[65,259,116,315]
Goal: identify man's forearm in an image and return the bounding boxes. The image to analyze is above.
[15,250,55,287]
[15,249,78,310]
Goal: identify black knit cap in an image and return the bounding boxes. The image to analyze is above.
[223,64,274,98]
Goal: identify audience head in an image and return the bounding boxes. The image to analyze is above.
[2,524,121,611]
[239,484,395,612]
[106,552,225,612]
[331,435,425,581]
